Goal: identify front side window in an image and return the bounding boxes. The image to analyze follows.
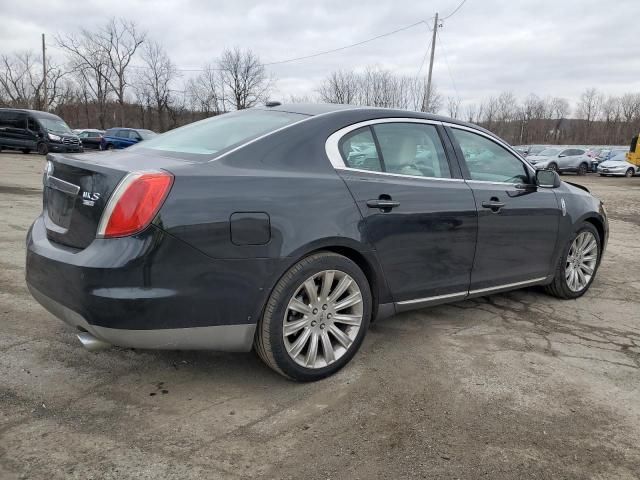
[451,128,529,184]
[372,123,451,178]
[339,127,382,172]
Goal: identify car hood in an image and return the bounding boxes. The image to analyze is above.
[526,155,549,162]
[599,160,629,167]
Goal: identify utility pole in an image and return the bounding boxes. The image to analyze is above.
[424,12,439,112]
[42,33,47,111]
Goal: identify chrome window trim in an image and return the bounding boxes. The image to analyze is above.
[325,118,448,179]
[336,166,466,183]
[443,122,537,180]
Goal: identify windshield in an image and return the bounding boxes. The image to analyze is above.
[38,117,73,134]
[132,109,307,160]
[538,148,560,156]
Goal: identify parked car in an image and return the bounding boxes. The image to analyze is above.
[0,108,82,155]
[100,128,156,150]
[513,145,545,157]
[76,129,105,150]
[597,153,639,177]
[26,104,608,381]
[528,147,591,175]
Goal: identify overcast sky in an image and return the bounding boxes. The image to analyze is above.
[2,0,639,110]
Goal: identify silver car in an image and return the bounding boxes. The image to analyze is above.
[528,147,591,175]
[597,153,639,177]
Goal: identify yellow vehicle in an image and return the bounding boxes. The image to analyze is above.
[627,134,640,167]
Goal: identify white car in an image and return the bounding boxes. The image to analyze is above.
[527,147,591,175]
[597,153,639,177]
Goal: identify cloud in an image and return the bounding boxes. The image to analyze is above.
[1,0,638,108]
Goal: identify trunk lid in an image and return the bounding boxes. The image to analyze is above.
[43,150,186,249]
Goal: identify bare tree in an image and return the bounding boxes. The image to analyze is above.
[576,88,604,123]
[95,18,146,124]
[446,96,461,119]
[317,70,359,104]
[620,92,640,123]
[187,64,225,115]
[57,29,113,128]
[136,40,178,131]
[218,47,271,110]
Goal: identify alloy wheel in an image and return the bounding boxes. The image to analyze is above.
[626,168,634,178]
[565,231,598,292]
[283,269,363,369]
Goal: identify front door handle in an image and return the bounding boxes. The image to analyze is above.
[366,199,400,210]
[481,198,505,212]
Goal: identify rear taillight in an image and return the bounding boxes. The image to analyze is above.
[97,171,174,238]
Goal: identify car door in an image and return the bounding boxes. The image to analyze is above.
[446,125,561,292]
[329,120,477,308]
[557,148,577,170]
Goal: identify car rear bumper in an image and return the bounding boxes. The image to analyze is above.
[26,216,283,351]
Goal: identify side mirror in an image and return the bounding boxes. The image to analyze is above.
[536,169,561,188]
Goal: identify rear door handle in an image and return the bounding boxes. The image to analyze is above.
[481,199,505,212]
[366,199,400,209]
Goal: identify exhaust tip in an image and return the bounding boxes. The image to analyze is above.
[77,332,112,352]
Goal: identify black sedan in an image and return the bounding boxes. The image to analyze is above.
[26,104,608,381]
[76,129,105,150]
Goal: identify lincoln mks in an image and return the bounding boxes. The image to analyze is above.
[26,104,608,381]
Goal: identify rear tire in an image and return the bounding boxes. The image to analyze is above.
[545,222,601,299]
[255,252,372,381]
[106,144,115,150]
[37,143,48,155]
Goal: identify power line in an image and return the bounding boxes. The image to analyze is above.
[441,0,468,20]
[436,28,460,101]
[262,20,428,66]
[115,20,429,73]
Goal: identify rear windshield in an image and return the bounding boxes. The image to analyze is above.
[131,109,307,161]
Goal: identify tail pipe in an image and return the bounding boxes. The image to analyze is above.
[77,332,112,352]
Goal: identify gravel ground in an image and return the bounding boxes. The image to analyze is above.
[1,151,639,480]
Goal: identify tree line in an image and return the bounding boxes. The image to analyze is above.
[1,17,639,146]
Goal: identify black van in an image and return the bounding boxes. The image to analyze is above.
[0,109,82,155]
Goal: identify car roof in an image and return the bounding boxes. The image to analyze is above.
[0,108,63,120]
[257,102,495,136]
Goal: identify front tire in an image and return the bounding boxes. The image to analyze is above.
[37,143,48,155]
[577,163,588,176]
[255,252,372,381]
[625,168,634,178]
[548,162,558,172]
[545,222,601,299]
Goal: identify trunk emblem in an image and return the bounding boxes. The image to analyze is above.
[82,191,101,206]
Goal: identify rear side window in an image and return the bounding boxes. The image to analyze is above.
[372,123,451,179]
[131,109,306,160]
[339,127,382,172]
[0,111,26,129]
[451,128,529,184]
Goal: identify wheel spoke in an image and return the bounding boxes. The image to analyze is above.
[580,264,594,275]
[576,268,587,288]
[565,267,573,280]
[328,276,352,303]
[333,291,362,312]
[319,270,335,301]
[284,317,309,336]
[582,254,597,262]
[288,298,311,315]
[303,278,318,305]
[328,324,352,349]
[288,327,311,358]
[582,239,597,255]
[332,313,362,326]
[305,332,319,367]
[320,330,335,364]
